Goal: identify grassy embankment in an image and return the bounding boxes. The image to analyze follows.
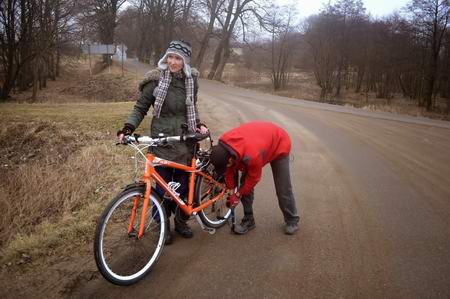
[0,59,146,267]
[0,102,138,261]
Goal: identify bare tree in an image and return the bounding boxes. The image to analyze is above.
[123,0,199,65]
[1,0,30,99]
[207,0,267,81]
[195,0,224,70]
[81,0,126,63]
[1,0,77,101]
[267,4,297,90]
[331,0,366,97]
[439,30,450,112]
[304,11,340,101]
[407,0,449,111]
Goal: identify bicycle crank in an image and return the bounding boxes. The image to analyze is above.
[193,213,216,235]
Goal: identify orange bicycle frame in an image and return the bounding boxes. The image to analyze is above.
[131,152,226,239]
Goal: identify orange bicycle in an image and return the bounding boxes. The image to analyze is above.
[93,132,232,285]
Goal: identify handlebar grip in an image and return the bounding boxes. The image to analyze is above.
[123,135,135,143]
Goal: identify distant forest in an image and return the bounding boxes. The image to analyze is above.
[1,0,449,111]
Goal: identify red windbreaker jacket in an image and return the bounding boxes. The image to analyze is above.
[219,121,292,196]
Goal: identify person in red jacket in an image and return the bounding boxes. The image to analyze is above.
[209,121,299,235]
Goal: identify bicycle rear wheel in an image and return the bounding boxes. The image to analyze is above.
[195,175,231,228]
[94,185,166,285]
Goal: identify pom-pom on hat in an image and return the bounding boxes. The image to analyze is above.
[158,40,193,77]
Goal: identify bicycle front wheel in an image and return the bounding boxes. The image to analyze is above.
[195,175,231,228]
[94,185,166,285]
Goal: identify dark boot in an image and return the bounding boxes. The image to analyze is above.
[165,220,172,245]
[285,222,298,235]
[233,214,256,235]
[174,209,193,238]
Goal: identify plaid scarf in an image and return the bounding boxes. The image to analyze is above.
[153,69,197,132]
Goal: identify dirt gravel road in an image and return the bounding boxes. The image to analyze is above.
[69,59,450,298]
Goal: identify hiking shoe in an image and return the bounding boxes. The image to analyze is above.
[174,207,193,238]
[174,219,193,238]
[285,223,298,235]
[233,216,256,235]
[165,231,173,244]
[164,220,173,245]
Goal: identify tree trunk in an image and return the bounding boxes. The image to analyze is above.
[423,66,437,111]
[207,40,224,79]
[1,17,17,101]
[335,60,343,97]
[56,48,60,77]
[18,0,31,91]
[195,0,219,71]
[208,0,235,79]
[32,59,38,102]
[53,0,60,78]
[214,41,231,81]
[1,69,15,101]
[355,65,365,93]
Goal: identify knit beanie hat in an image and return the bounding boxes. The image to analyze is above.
[158,40,193,77]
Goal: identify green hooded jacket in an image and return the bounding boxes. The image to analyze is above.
[125,68,201,165]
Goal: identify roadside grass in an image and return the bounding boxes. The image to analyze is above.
[222,65,450,121]
[0,102,147,264]
[0,59,152,267]
[11,57,139,104]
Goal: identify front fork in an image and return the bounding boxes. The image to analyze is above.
[127,196,140,236]
[126,179,153,239]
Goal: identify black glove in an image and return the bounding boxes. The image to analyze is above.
[117,123,135,137]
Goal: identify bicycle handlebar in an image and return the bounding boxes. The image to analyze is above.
[123,132,210,145]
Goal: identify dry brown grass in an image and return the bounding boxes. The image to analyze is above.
[10,57,139,104]
[0,102,145,263]
[223,66,450,121]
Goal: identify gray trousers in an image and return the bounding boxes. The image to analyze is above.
[240,155,300,224]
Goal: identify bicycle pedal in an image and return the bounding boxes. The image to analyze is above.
[199,223,216,235]
[193,213,216,235]
[204,227,216,235]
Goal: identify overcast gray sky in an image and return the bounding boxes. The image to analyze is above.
[123,0,411,18]
[282,0,410,18]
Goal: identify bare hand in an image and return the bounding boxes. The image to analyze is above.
[118,133,125,144]
[197,125,209,134]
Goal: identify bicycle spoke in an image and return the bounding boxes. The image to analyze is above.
[95,188,166,283]
[195,175,231,228]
